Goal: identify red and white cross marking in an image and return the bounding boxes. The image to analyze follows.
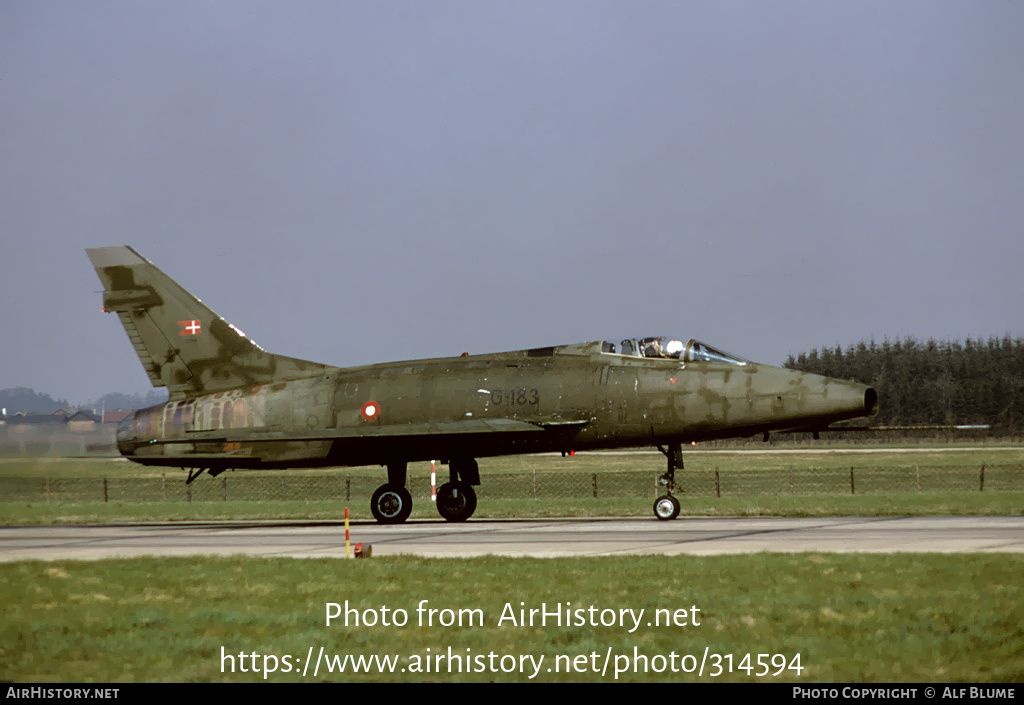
[178,320,201,336]
[360,400,381,421]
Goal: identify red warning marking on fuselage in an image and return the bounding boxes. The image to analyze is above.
[361,401,381,421]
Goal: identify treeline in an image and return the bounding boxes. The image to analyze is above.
[0,387,69,415]
[90,389,168,412]
[784,336,1024,435]
[0,387,167,415]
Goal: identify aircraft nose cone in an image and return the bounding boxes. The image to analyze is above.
[820,377,878,421]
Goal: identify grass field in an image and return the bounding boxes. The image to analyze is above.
[3,442,1023,477]
[1,444,1021,524]
[2,554,1021,682]
[3,445,1022,683]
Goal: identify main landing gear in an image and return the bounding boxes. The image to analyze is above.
[370,484,412,524]
[653,441,684,521]
[370,461,413,524]
[369,457,481,524]
[436,457,479,522]
[436,481,476,522]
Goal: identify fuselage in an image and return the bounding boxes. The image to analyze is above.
[116,340,877,470]
[88,247,878,522]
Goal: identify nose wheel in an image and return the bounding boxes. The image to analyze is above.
[653,441,684,521]
[654,494,681,521]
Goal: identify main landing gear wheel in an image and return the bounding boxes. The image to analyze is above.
[653,495,680,521]
[436,481,477,522]
[371,484,412,524]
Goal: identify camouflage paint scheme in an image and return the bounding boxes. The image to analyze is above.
[87,246,877,522]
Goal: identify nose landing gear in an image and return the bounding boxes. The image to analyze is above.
[654,495,681,520]
[653,441,684,521]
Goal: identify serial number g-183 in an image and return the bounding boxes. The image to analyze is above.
[490,389,540,406]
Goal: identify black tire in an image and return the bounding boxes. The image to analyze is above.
[371,484,413,524]
[653,494,680,521]
[436,481,477,522]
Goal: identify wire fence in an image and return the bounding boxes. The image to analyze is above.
[1,464,1021,503]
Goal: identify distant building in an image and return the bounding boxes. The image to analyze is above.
[4,413,67,436]
[66,410,101,432]
[102,410,131,425]
[1,408,117,455]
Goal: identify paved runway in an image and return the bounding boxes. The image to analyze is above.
[2,516,1022,560]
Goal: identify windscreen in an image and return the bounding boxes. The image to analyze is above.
[603,337,747,365]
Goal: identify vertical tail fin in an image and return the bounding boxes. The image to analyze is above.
[87,246,332,399]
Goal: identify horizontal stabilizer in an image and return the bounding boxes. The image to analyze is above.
[779,424,991,435]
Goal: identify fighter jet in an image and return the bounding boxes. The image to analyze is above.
[87,246,878,523]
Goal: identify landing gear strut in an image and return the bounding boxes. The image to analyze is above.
[371,461,412,524]
[653,441,683,521]
[184,467,228,484]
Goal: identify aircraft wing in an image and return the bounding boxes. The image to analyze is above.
[142,415,591,446]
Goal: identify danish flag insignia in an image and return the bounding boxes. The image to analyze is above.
[178,320,201,336]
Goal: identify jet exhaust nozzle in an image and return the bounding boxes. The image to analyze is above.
[864,387,878,416]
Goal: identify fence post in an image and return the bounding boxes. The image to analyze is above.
[280,477,285,500]
[916,465,921,492]
[346,476,351,502]
[715,469,721,498]
[162,474,166,502]
[103,478,108,503]
[532,468,537,499]
[592,473,598,499]
[980,463,985,492]
[222,476,227,501]
[850,467,855,495]
[187,483,192,503]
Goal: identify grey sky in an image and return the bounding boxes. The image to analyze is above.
[2,2,1022,405]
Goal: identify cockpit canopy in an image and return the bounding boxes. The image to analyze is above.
[602,337,747,365]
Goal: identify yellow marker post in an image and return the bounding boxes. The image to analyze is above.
[344,507,350,559]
